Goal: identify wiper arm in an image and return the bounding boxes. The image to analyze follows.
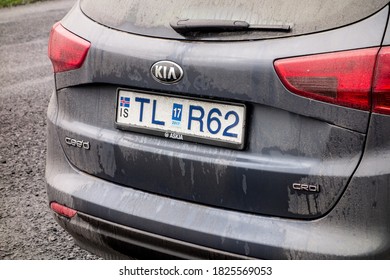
[170,19,291,34]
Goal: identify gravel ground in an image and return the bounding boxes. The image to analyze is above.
[0,0,99,259]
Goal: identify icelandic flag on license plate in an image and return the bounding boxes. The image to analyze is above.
[120,96,130,108]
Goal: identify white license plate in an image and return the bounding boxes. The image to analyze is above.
[115,89,246,149]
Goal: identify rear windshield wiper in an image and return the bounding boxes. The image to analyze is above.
[170,19,291,34]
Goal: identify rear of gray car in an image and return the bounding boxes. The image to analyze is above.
[46,0,390,259]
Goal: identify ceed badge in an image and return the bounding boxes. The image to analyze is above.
[151,60,184,84]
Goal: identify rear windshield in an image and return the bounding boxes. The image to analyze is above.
[80,0,388,41]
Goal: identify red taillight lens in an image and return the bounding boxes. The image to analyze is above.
[373,46,390,115]
[50,202,77,218]
[48,22,90,73]
[274,48,380,111]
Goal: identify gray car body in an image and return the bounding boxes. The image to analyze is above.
[46,1,390,259]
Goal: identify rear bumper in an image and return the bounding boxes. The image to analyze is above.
[46,91,390,259]
[47,152,390,259]
[53,211,251,260]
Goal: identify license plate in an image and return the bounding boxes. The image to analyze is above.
[115,89,246,149]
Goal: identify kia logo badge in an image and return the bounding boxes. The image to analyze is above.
[151,61,184,84]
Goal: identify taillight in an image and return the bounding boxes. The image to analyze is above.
[50,202,77,218]
[373,46,390,115]
[48,22,90,73]
[274,48,379,111]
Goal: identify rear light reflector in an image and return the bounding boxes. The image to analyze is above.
[48,22,90,73]
[373,46,390,115]
[50,202,77,218]
[274,48,380,111]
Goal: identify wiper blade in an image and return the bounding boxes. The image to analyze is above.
[170,19,291,34]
